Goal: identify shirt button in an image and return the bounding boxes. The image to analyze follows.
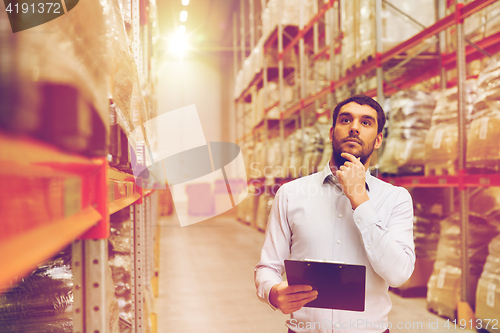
[357,219,361,223]
[335,323,340,328]
[338,214,342,218]
[337,240,341,244]
[367,245,371,249]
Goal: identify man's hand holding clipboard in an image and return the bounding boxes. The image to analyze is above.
[269,281,318,314]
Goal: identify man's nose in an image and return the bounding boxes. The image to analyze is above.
[349,120,360,134]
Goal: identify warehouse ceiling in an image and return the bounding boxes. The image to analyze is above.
[157,0,240,54]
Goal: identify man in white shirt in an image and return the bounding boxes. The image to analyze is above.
[254,95,415,333]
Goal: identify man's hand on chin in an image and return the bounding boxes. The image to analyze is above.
[336,152,369,210]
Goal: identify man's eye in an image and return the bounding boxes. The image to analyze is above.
[341,118,350,123]
[362,121,370,126]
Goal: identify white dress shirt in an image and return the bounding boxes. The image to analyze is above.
[254,162,415,333]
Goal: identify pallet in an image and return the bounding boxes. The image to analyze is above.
[467,160,500,173]
[397,165,425,176]
[389,286,427,298]
[345,55,374,75]
[425,163,456,176]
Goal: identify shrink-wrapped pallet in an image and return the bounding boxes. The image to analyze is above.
[281,135,292,179]
[427,208,499,320]
[425,81,476,175]
[109,209,134,327]
[243,184,262,226]
[0,0,110,153]
[343,0,436,71]
[255,193,275,231]
[476,235,500,332]
[266,138,283,179]
[379,90,435,174]
[302,125,324,176]
[262,0,315,42]
[234,69,244,99]
[252,141,266,179]
[256,80,295,121]
[468,55,500,171]
[288,130,304,178]
[410,188,443,260]
[448,0,500,53]
[317,122,333,172]
[243,141,254,179]
[0,248,119,333]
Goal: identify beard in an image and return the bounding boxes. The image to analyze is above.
[331,134,376,167]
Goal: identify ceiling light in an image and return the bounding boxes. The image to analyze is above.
[180,10,188,22]
[182,0,189,5]
[169,34,189,57]
[178,25,185,35]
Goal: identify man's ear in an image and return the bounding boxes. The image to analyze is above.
[329,126,334,142]
[374,132,383,149]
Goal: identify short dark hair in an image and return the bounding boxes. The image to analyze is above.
[332,94,386,134]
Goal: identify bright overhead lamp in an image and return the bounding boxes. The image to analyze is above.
[169,34,189,57]
[180,10,188,22]
[182,0,189,5]
[178,25,186,35]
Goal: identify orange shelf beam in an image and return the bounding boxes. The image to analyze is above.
[0,207,101,291]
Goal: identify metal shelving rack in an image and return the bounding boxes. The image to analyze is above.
[0,0,161,332]
[233,0,500,319]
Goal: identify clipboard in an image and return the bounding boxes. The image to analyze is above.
[284,259,366,311]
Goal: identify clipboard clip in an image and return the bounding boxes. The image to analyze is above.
[304,259,346,264]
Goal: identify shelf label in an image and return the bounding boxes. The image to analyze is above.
[479,117,489,140]
[433,129,444,149]
[437,267,446,289]
[487,282,496,308]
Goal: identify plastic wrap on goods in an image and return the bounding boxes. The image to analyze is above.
[448,1,500,52]
[426,211,499,320]
[288,129,304,179]
[409,188,444,260]
[379,90,435,174]
[243,142,254,179]
[468,55,500,170]
[266,138,283,179]
[261,0,314,41]
[317,123,333,172]
[302,125,324,176]
[0,0,110,134]
[476,235,500,331]
[109,210,133,325]
[250,141,265,179]
[0,248,119,333]
[470,187,500,229]
[281,135,292,178]
[241,185,261,225]
[108,0,149,152]
[343,0,436,70]
[255,193,274,231]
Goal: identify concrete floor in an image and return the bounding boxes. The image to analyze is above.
[155,211,470,333]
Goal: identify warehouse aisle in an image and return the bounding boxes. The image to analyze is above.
[155,211,466,333]
[155,211,289,333]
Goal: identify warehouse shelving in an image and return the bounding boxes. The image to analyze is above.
[233,0,500,322]
[0,0,161,331]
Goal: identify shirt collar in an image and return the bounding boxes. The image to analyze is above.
[321,160,371,192]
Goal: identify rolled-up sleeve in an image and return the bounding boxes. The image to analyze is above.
[352,187,415,287]
[254,186,291,309]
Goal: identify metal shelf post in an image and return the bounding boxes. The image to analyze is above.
[456,0,471,308]
[131,202,145,332]
[299,0,306,161]
[375,0,385,105]
[72,239,109,333]
[278,0,285,162]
